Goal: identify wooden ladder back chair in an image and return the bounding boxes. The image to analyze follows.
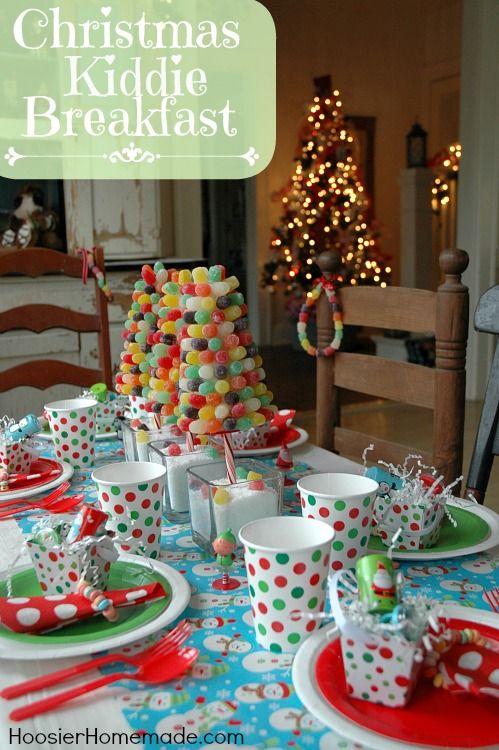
[315,247,469,487]
[465,285,499,504]
[0,247,113,392]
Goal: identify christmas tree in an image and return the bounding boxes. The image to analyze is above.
[262,85,391,298]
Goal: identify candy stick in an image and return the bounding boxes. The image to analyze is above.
[7,468,60,485]
[153,413,162,431]
[223,433,237,484]
[185,431,195,452]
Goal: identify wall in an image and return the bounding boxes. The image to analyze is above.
[256,0,462,344]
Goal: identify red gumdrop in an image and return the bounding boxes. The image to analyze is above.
[144,402,153,412]
[178,417,192,432]
[141,303,153,313]
[123,354,134,364]
[141,265,156,285]
[146,333,155,345]
[231,402,246,418]
[249,480,265,490]
[153,331,162,343]
[211,310,226,324]
[246,370,260,385]
[167,444,182,456]
[199,350,215,363]
[170,392,179,405]
[167,309,182,321]
[189,394,206,408]
[215,350,229,364]
[158,356,172,368]
[230,376,246,390]
[115,374,123,384]
[168,344,181,358]
[419,474,444,495]
[195,283,211,297]
[181,283,196,295]
[238,331,253,346]
[240,304,248,316]
[224,334,239,348]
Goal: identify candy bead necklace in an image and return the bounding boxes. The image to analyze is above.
[297,278,343,357]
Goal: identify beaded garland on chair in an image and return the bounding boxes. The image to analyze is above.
[297,277,343,357]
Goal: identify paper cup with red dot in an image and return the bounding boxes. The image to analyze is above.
[129,395,148,419]
[92,461,166,559]
[0,439,36,474]
[297,473,378,571]
[44,398,98,470]
[239,516,334,653]
[26,537,110,595]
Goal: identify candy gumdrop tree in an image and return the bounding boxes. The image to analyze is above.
[115,263,170,400]
[262,86,391,296]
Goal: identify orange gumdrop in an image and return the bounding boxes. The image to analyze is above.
[207,418,222,433]
[206,392,222,406]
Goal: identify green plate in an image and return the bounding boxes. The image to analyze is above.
[0,560,171,645]
[369,505,491,556]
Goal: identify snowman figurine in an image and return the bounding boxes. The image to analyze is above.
[212,528,239,591]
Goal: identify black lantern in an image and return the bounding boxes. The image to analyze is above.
[406,121,427,168]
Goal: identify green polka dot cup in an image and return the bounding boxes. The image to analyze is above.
[239,516,334,653]
[44,398,98,470]
[92,461,166,559]
[297,473,378,572]
[26,537,110,595]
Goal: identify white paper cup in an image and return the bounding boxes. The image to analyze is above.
[92,461,166,559]
[129,395,148,418]
[297,473,378,571]
[239,516,334,653]
[0,440,36,474]
[45,398,98,470]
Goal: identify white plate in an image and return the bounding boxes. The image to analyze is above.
[0,554,191,659]
[35,431,118,442]
[0,460,74,504]
[292,604,499,750]
[233,427,309,457]
[369,499,499,561]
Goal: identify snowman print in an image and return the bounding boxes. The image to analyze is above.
[243,651,294,673]
[440,579,483,595]
[406,564,457,578]
[269,707,324,733]
[235,682,292,703]
[203,633,252,655]
[189,659,230,680]
[462,556,499,575]
[156,699,237,735]
[187,616,235,630]
[120,689,190,711]
[189,592,250,610]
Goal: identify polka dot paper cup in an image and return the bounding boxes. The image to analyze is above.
[297,473,378,572]
[239,516,334,653]
[92,461,166,559]
[0,439,36,475]
[129,395,148,419]
[44,398,98,470]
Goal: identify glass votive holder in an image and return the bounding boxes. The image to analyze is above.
[187,459,284,554]
[148,440,220,524]
[122,419,182,462]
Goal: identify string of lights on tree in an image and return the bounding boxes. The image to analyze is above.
[262,88,391,298]
[429,142,462,212]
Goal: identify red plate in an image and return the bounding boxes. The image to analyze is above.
[7,458,63,491]
[316,618,499,748]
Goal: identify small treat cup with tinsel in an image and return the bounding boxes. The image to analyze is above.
[92,461,166,559]
[26,524,111,595]
[187,459,283,553]
[230,424,271,451]
[239,516,334,653]
[0,438,36,475]
[129,395,148,419]
[297,473,378,571]
[44,398,98,470]
[148,439,219,523]
[329,569,430,707]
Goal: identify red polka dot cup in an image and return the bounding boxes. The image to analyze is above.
[0,439,36,475]
[239,516,334,653]
[44,398,98,470]
[92,461,166,559]
[297,473,378,571]
[129,395,148,419]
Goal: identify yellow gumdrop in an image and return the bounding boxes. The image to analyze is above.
[198,435,209,445]
[224,305,242,322]
[213,487,230,505]
[178,269,192,284]
[132,352,146,363]
[224,275,240,291]
[136,430,149,444]
[198,405,215,421]
[163,294,179,308]
[229,346,247,361]
[247,471,263,481]
[137,294,151,305]
[214,379,230,394]
[265,390,274,402]
[139,373,150,385]
[180,392,190,405]
[127,343,140,354]
[187,324,204,338]
[251,412,267,426]
[121,384,132,395]
[192,267,208,283]
[186,351,200,365]
[201,297,216,312]
[120,363,132,373]
[161,321,176,335]
[169,369,180,383]
[253,383,266,396]
[253,354,263,368]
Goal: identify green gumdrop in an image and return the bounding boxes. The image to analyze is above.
[194,310,210,325]
[235,466,248,480]
[148,357,159,368]
[229,292,244,305]
[153,261,165,272]
[199,381,215,395]
[139,361,149,373]
[186,365,200,379]
[144,312,156,324]
[180,294,191,306]
[260,395,271,406]
[179,404,189,414]
[229,361,243,375]
[150,293,160,304]
[205,446,219,459]
[135,331,147,344]
[240,386,254,400]
[208,266,222,282]
[175,319,184,331]
[135,280,146,291]
[158,307,169,319]
[156,391,170,404]
[153,343,168,356]
[124,319,132,330]
[165,281,179,294]
[141,387,151,399]
[208,338,222,351]
[131,302,141,312]
[237,417,252,430]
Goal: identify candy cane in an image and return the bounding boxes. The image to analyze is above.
[223,433,237,484]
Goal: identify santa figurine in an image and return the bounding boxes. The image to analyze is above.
[371,560,397,597]
[276,442,293,470]
[212,529,239,591]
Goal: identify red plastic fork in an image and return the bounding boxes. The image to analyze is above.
[0,493,85,521]
[1,620,192,700]
[0,480,70,512]
[10,647,199,721]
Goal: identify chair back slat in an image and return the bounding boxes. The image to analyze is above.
[0,361,106,391]
[334,427,433,469]
[341,287,436,332]
[0,248,82,278]
[335,353,435,409]
[0,305,102,334]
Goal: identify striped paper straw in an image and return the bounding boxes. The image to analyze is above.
[153,413,162,430]
[186,431,195,452]
[223,433,237,484]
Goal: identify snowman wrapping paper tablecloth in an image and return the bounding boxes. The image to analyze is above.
[8,439,499,750]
